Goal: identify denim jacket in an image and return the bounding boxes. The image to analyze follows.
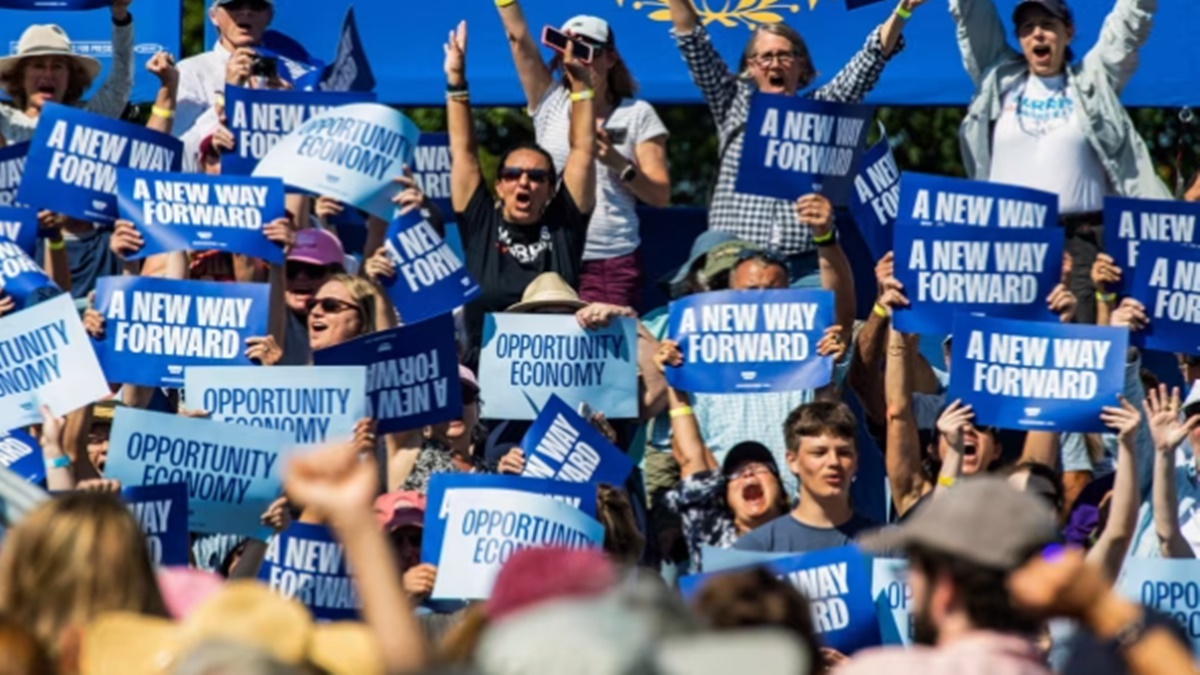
[951,0,1170,201]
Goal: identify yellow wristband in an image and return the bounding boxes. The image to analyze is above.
[895,2,912,19]
[48,239,65,251]
[1096,291,1116,303]
[570,89,595,102]
[873,303,888,319]
[495,0,517,6]
[151,106,174,120]
[812,229,834,244]
[938,475,956,488]
[669,406,694,419]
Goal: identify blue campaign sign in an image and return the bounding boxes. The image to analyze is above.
[734,94,872,206]
[891,222,1062,335]
[1132,241,1200,355]
[421,472,598,566]
[479,313,639,421]
[0,144,28,208]
[665,289,834,394]
[519,394,634,487]
[312,313,461,434]
[431,488,605,600]
[117,170,287,264]
[221,86,377,176]
[0,3,179,104]
[701,546,790,573]
[0,293,107,431]
[18,104,182,226]
[316,6,377,93]
[848,137,899,262]
[1105,196,1200,298]
[252,103,419,221]
[106,407,296,537]
[184,365,367,446]
[946,314,1128,433]
[897,173,1057,229]
[0,206,39,257]
[260,522,360,621]
[1117,559,1200,653]
[122,482,189,567]
[413,132,453,219]
[0,430,45,484]
[0,240,61,309]
[91,277,270,388]
[679,546,882,654]
[872,558,913,646]
[380,210,480,325]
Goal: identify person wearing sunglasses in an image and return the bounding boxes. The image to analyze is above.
[445,22,597,369]
[493,5,671,311]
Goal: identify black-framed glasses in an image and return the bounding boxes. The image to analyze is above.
[752,51,798,68]
[305,297,360,315]
[286,261,333,280]
[499,167,551,184]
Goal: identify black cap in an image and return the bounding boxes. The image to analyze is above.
[721,442,780,479]
[1013,0,1072,23]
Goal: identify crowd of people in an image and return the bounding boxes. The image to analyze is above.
[0,0,1196,673]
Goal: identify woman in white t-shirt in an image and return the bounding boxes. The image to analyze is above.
[494,3,671,309]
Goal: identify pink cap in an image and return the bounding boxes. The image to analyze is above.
[460,364,479,394]
[375,491,427,532]
[156,567,225,620]
[485,547,616,622]
[288,228,345,267]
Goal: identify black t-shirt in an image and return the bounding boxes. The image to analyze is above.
[454,182,590,363]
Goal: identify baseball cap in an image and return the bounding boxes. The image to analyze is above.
[720,441,780,480]
[561,15,613,47]
[1184,380,1200,418]
[485,547,617,622]
[1013,0,1072,23]
[659,231,739,295]
[374,491,426,532]
[701,240,756,280]
[288,229,345,267]
[858,476,1059,570]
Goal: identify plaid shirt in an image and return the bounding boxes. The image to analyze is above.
[664,470,739,574]
[675,25,904,255]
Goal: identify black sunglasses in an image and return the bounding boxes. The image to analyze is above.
[305,297,360,315]
[499,167,551,184]
[286,261,332,280]
[220,0,272,12]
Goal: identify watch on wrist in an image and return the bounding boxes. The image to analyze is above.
[619,164,638,183]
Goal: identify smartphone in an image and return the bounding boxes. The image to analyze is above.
[250,54,278,80]
[541,26,594,64]
[605,127,629,145]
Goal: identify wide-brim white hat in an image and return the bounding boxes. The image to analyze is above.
[0,24,102,87]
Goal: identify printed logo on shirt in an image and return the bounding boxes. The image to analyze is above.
[498,225,552,265]
[1005,82,1075,138]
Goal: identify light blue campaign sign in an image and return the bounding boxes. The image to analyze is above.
[897,173,1057,229]
[413,132,452,219]
[666,289,834,394]
[679,546,882,654]
[0,430,45,484]
[891,222,1062,335]
[0,206,39,257]
[1105,196,1200,298]
[312,314,460,434]
[1132,241,1200,355]
[117,170,287,264]
[18,104,182,226]
[735,94,872,206]
[253,103,418,221]
[184,365,367,446]
[106,407,296,537]
[260,522,360,621]
[848,136,899,262]
[0,143,27,209]
[421,473,597,566]
[432,488,605,600]
[479,314,638,421]
[701,545,789,573]
[122,482,189,567]
[222,86,377,176]
[872,558,912,646]
[91,277,270,388]
[0,293,107,431]
[946,314,1128,433]
[0,240,61,309]
[520,394,634,487]
[1117,558,1200,652]
[380,210,480,325]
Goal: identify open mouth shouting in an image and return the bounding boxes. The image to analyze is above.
[511,189,534,216]
[741,481,766,510]
[1030,44,1053,66]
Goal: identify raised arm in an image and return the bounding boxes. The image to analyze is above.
[558,58,597,214]
[1084,0,1158,93]
[143,52,178,136]
[494,0,555,111]
[933,400,974,495]
[445,22,482,214]
[667,0,741,126]
[83,1,134,119]
[886,327,932,516]
[948,0,1018,87]
[1088,397,1142,582]
[812,18,908,104]
[879,0,927,56]
[655,340,718,479]
[1143,385,1198,558]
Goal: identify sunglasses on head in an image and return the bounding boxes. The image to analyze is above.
[304,297,360,315]
[735,247,789,266]
[286,261,332,280]
[499,167,551,184]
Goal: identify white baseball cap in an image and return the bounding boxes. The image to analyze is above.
[1184,380,1200,418]
[561,15,612,46]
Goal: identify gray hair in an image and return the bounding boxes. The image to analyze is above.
[737,24,816,88]
[171,640,305,675]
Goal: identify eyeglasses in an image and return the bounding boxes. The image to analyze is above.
[305,297,360,315]
[220,0,272,12]
[727,464,773,482]
[752,51,798,68]
[499,167,551,184]
[735,247,789,266]
[286,261,333,280]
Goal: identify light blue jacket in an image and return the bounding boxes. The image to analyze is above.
[951,0,1171,201]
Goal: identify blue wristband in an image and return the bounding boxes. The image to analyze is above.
[47,455,71,470]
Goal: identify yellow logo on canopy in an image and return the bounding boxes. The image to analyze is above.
[619,0,808,29]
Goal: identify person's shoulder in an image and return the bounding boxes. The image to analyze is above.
[178,48,225,71]
[836,646,933,673]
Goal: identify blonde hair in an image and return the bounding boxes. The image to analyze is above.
[0,493,168,657]
[321,274,381,337]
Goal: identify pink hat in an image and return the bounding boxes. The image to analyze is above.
[156,567,225,620]
[459,364,479,394]
[374,491,427,532]
[485,547,617,622]
[288,229,345,267]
